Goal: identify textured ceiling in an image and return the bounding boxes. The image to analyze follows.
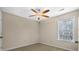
[1,7,79,21]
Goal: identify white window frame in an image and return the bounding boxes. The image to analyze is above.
[58,16,75,42]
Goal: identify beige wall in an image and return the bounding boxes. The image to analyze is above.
[40,10,79,51]
[0,11,2,50]
[78,10,79,50]
[0,11,2,36]
[2,12,39,50]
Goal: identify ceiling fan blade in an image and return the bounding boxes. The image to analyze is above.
[42,9,50,14]
[42,15,49,18]
[31,9,38,13]
[29,15,35,17]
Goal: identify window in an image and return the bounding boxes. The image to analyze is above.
[58,16,75,42]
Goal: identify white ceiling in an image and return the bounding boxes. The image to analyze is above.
[1,7,79,21]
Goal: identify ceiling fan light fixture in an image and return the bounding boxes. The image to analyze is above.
[29,8,50,21]
[42,9,50,14]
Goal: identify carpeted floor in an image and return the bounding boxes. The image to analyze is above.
[10,43,67,51]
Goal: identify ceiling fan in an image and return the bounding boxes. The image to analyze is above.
[29,8,50,20]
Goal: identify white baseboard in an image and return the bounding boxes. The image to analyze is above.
[40,42,73,51]
[2,42,39,51]
[1,42,77,51]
